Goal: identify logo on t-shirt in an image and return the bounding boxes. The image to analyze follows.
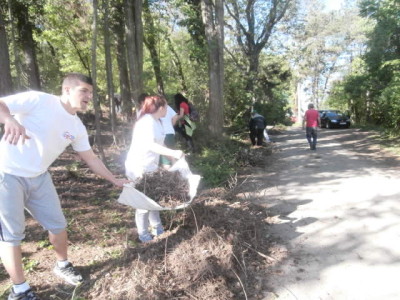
[63,131,75,141]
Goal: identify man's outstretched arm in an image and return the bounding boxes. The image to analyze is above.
[77,149,130,187]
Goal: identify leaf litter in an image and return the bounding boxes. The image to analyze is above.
[0,122,286,300]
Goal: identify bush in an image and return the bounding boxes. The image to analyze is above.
[190,138,245,187]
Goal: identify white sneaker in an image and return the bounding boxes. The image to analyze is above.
[53,262,83,285]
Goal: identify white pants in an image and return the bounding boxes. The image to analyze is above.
[135,209,162,236]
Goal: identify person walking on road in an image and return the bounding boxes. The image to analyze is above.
[302,103,321,150]
[249,110,267,146]
[0,73,129,300]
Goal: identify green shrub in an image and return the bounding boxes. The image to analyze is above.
[190,138,244,187]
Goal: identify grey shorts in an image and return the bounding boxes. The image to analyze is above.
[0,171,67,246]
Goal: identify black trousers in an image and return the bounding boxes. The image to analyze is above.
[175,125,194,150]
[250,128,264,145]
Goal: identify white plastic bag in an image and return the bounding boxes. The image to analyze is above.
[263,128,271,142]
[117,158,201,211]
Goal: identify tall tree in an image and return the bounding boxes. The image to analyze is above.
[201,0,224,136]
[225,0,292,102]
[167,36,188,92]
[91,0,106,161]
[143,0,165,95]
[0,9,13,96]
[292,0,365,109]
[112,0,133,122]
[41,0,92,77]
[103,0,117,142]
[125,0,144,106]
[12,0,41,90]
[6,0,22,90]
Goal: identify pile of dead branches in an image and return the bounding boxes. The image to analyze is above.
[135,169,190,207]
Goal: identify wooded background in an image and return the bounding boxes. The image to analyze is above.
[0,0,399,136]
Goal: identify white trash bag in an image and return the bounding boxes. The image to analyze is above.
[263,128,271,142]
[117,158,201,211]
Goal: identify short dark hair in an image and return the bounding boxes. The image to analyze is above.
[308,103,314,109]
[62,73,93,89]
[138,93,149,107]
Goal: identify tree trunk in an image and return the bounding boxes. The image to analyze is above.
[124,0,144,107]
[7,0,22,90]
[0,12,13,96]
[225,0,291,102]
[143,0,165,95]
[91,0,106,161]
[246,52,261,101]
[103,0,117,144]
[14,1,41,90]
[167,37,188,92]
[113,2,133,122]
[201,0,224,137]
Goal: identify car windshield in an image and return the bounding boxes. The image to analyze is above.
[326,112,343,117]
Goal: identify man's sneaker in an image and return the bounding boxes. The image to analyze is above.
[8,288,41,300]
[53,262,83,285]
[151,226,164,236]
[138,232,153,243]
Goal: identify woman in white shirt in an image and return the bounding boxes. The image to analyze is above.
[125,95,183,242]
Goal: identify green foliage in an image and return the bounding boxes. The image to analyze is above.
[224,54,292,127]
[375,63,400,129]
[22,257,39,273]
[191,138,245,187]
[173,0,207,63]
[37,239,53,249]
[328,0,399,129]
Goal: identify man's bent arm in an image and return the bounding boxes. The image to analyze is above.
[0,100,30,145]
[77,149,130,187]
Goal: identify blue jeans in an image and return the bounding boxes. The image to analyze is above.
[306,127,318,149]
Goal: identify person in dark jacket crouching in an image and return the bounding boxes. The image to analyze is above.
[249,110,267,146]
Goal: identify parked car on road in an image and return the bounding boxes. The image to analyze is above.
[320,111,351,129]
[318,109,339,117]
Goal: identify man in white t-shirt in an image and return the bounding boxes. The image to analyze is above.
[0,73,129,300]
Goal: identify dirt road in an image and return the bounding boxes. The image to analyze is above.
[241,127,400,300]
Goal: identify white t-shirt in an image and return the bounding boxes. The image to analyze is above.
[125,114,165,180]
[160,105,176,135]
[0,91,91,177]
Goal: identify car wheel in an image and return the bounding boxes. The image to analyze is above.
[327,121,331,129]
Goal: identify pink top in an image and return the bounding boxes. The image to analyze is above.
[180,102,189,115]
[305,109,319,127]
[179,102,190,125]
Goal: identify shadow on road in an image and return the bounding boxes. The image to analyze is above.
[234,126,400,299]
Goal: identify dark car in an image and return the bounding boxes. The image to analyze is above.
[320,111,351,129]
[318,109,339,117]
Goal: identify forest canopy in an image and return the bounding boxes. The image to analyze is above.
[0,0,398,132]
